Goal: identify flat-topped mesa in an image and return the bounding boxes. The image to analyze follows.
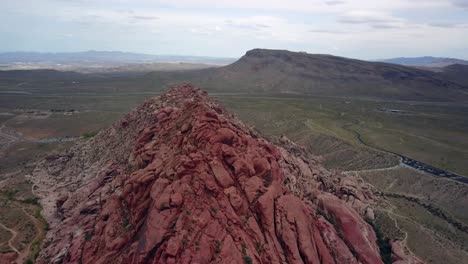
[33,85,404,263]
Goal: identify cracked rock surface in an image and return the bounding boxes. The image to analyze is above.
[32,85,392,264]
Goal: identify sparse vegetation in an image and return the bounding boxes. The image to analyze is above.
[316,208,336,227]
[85,232,93,242]
[218,96,468,175]
[82,131,98,139]
[182,236,188,248]
[214,240,221,254]
[255,241,265,255]
[366,219,393,264]
[388,197,468,264]
[242,213,251,226]
[170,216,179,229]
[384,192,468,233]
[358,167,468,264]
[4,190,17,200]
[22,197,40,205]
[241,243,253,264]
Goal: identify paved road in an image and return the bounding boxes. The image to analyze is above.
[342,124,468,184]
[400,157,468,184]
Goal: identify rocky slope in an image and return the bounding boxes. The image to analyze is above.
[29,85,420,263]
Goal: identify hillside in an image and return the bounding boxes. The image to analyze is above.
[24,85,422,264]
[380,56,468,67]
[439,64,468,87]
[146,49,468,102]
[2,49,468,102]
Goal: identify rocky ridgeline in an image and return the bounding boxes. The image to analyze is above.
[29,85,420,263]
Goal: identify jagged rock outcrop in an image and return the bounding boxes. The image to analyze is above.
[390,241,424,264]
[31,85,397,263]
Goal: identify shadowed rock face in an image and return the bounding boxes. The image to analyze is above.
[32,85,392,263]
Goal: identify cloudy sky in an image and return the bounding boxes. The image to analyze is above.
[1,0,468,59]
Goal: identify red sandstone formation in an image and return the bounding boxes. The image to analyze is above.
[0,253,17,264]
[390,241,424,264]
[31,85,404,263]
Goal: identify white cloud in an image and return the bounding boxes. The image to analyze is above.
[451,0,468,8]
[1,0,467,58]
[131,15,159,20]
[134,0,455,13]
[338,11,402,24]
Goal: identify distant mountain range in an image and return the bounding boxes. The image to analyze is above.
[0,51,236,65]
[2,49,468,102]
[379,56,468,67]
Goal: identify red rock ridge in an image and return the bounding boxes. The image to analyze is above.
[33,85,387,264]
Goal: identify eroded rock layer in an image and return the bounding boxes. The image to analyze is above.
[33,85,386,264]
